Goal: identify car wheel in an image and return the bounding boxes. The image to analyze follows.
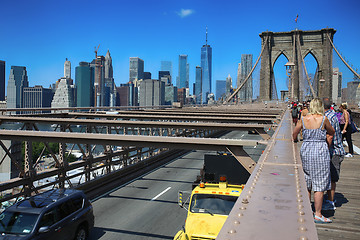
[75,225,88,240]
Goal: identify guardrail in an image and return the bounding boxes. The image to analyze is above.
[216,110,318,240]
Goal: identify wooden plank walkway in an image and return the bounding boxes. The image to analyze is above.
[316,132,360,240]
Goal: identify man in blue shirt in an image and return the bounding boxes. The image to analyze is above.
[323,98,346,210]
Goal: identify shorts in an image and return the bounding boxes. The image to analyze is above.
[330,155,344,182]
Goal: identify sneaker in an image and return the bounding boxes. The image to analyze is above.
[322,200,336,210]
[345,153,353,158]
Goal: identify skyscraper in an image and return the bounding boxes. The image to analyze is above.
[159,71,171,85]
[64,58,71,79]
[0,60,5,101]
[226,74,232,97]
[22,85,54,113]
[129,57,144,82]
[237,54,253,102]
[51,78,75,111]
[161,61,172,77]
[91,56,105,107]
[6,66,29,109]
[76,62,94,107]
[195,66,202,104]
[216,80,226,100]
[105,50,116,107]
[139,79,165,106]
[178,55,188,88]
[332,68,342,104]
[201,27,212,104]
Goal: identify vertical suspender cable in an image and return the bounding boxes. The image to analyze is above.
[296,34,316,98]
[223,35,269,104]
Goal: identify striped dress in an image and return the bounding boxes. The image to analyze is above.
[300,116,331,191]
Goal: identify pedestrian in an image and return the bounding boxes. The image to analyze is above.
[292,103,299,125]
[299,104,309,141]
[339,103,354,157]
[293,98,335,223]
[323,98,346,211]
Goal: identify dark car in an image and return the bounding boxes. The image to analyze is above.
[0,189,94,240]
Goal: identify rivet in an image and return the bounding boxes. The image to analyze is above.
[248,190,253,194]
[297,198,303,203]
[297,189,301,193]
[246,195,251,199]
[240,206,247,210]
[237,213,244,217]
[298,217,305,223]
[252,182,256,186]
[242,199,249,204]
[228,229,236,234]
[297,194,302,198]
[298,226,307,232]
[299,236,308,240]
[234,220,240,225]
[274,155,278,159]
[298,204,304,209]
[298,210,305,215]
[250,186,255,190]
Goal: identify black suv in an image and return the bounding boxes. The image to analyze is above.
[0,189,94,240]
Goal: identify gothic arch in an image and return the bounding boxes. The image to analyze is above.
[259,28,336,101]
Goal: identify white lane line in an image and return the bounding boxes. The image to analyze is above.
[151,187,171,201]
[342,141,360,155]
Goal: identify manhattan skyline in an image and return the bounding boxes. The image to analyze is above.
[1,0,360,97]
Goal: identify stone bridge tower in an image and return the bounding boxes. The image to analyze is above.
[259,28,336,101]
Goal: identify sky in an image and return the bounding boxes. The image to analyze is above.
[1,0,360,98]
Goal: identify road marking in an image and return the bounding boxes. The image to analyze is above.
[91,154,185,203]
[151,187,171,201]
[342,141,360,155]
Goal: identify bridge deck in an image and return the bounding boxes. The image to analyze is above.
[316,133,360,240]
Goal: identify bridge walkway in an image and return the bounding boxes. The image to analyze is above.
[316,132,360,240]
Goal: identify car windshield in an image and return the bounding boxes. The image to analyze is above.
[190,194,238,215]
[0,211,39,235]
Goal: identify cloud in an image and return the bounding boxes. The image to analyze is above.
[177,9,195,18]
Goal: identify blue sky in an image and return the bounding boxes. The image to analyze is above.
[1,0,359,97]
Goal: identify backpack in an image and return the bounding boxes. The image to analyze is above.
[292,108,298,118]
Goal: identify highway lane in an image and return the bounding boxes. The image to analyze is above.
[89,130,266,240]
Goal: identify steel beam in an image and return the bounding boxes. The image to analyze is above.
[0,115,276,128]
[216,110,318,240]
[0,130,266,151]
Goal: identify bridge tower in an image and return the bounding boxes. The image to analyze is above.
[259,28,336,101]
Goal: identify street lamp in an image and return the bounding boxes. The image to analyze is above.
[285,61,295,102]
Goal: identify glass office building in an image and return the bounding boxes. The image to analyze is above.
[178,55,188,89]
[75,62,94,107]
[201,43,212,104]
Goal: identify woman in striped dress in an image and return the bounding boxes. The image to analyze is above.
[293,98,335,223]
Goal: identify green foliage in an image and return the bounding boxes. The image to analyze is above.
[67,153,77,163]
[21,142,60,162]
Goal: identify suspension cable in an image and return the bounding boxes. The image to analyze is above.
[326,33,360,79]
[223,35,269,104]
[296,34,316,98]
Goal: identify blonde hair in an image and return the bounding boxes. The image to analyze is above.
[340,102,348,109]
[309,98,324,115]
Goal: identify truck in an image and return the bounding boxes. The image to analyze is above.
[174,153,251,240]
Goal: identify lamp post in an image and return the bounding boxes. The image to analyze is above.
[285,61,296,102]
